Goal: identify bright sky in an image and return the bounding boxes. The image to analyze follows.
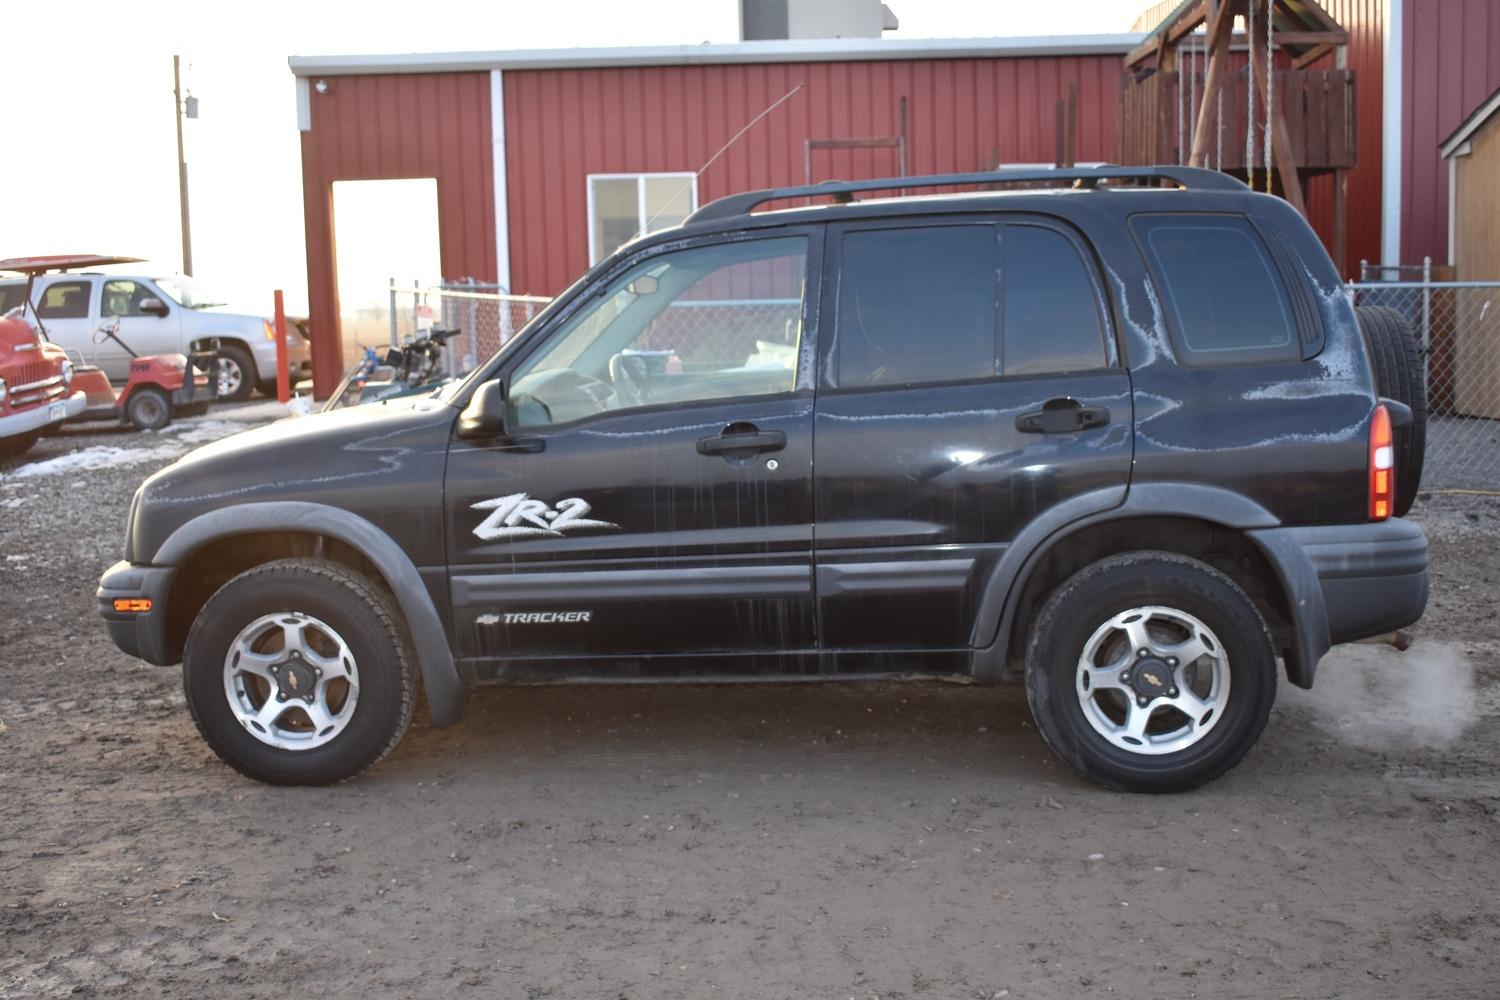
[1,0,1139,316]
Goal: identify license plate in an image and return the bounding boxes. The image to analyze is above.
[48,401,67,421]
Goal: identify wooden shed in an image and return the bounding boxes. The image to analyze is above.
[1439,86,1500,420]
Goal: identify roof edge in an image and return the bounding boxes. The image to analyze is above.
[1440,84,1500,158]
[287,34,1145,77]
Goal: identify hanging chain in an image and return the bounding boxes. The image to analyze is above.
[1264,0,1274,192]
[1246,0,1256,191]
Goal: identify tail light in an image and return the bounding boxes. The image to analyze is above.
[1369,404,1394,521]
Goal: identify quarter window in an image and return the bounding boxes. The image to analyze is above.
[509,236,807,427]
[1001,225,1108,375]
[836,225,997,388]
[588,173,698,264]
[1132,214,1297,363]
[36,280,91,319]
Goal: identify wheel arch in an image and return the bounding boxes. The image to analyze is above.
[154,501,465,726]
[973,483,1326,689]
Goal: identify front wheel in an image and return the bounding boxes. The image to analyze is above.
[182,559,416,785]
[215,345,256,402]
[0,430,41,457]
[1024,551,1277,793]
[126,386,171,431]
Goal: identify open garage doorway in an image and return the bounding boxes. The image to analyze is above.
[332,178,442,369]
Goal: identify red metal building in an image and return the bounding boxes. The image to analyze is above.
[289,9,1498,394]
[290,36,1135,395]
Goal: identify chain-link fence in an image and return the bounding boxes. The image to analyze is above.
[388,281,551,374]
[1347,274,1500,491]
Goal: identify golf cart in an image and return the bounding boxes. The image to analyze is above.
[0,255,216,431]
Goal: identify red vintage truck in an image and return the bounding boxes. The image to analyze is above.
[0,312,84,456]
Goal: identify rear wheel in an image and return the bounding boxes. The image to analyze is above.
[125,386,171,431]
[215,344,256,402]
[1355,305,1426,515]
[1024,551,1277,793]
[183,559,415,785]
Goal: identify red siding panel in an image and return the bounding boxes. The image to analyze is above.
[299,71,495,396]
[1303,0,1385,277]
[501,56,1124,296]
[1400,0,1500,266]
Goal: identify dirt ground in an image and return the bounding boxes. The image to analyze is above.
[2,408,1498,999]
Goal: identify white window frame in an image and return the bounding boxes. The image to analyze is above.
[586,172,699,265]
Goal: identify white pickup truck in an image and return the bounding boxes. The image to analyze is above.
[0,272,309,401]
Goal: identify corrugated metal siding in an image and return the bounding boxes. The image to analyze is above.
[502,56,1122,295]
[299,72,495,395]
[1302,0,1384,277]
[1400,0,1500,266]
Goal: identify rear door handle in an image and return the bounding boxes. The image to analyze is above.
[1016,398,1110,434]
[696,426,787,457]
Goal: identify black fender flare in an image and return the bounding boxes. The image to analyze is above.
[970,483,1325,688]
[152,501,467,726]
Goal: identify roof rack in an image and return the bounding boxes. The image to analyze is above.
[685,166,1247,224]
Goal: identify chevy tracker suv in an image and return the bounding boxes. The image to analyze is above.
[98,167,1430,792]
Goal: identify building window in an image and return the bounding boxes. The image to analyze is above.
[588,173,698,264]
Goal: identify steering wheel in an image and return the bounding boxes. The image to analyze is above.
[92,318,122,344]
[608,353,651,408]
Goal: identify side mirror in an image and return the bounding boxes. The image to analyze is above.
[458,380,508,438]
[138,297,170,318]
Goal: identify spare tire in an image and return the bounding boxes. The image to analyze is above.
[1355,305,1426,515]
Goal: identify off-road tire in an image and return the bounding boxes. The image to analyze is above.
[1024,551,1278,793]
[1355,305,1426,515]
[125,386,171,431]
[182,559,416,785]
[215,344,256,402]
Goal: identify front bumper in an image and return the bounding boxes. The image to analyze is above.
[0,389,86,439]
[97,560,178,665]
[1250,517,1429,687]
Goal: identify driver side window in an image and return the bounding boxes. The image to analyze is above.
[509,236,807,427]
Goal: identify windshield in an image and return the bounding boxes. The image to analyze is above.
[154,275,226,310]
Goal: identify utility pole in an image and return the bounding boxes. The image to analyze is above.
[173,55,194,277]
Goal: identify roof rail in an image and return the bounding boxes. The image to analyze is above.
[685,166,1247,224]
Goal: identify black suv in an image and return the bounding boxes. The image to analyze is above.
[98,167,1430,792]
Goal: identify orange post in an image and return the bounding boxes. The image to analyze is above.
[273,289,290,403]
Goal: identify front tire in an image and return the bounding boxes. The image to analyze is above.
[0,430,40,457]
[215,344,256,402]
[1024,551,1277,793]
[126,386,171,431]
[182,559,415,785]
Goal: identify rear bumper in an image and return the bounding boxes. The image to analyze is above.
[1250,518,1429,687]
[97,560,178,665]
[0,390,85,438]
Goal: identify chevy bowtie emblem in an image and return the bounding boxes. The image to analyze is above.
[1143,671,1162,687]
[287,671,300,690]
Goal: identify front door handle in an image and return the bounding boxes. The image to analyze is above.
[696,424,787,458]
[1016,398,1110,434]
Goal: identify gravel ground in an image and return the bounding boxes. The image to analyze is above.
[2,408,1498,999]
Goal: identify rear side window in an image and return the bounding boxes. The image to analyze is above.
[1001,225,1108,375]
[836,225,996,387]
[1131,214,1297,365]
[36,280,92,319]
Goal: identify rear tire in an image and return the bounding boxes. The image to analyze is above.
[125,386,171,431]
[1355,305,1426,515]
[182,559,415,785]
[1024,551,1277,793]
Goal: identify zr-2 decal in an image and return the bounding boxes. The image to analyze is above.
[471,493,619,541]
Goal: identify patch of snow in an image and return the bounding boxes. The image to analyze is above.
[0,497,26,509]
[8,443,187,479]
